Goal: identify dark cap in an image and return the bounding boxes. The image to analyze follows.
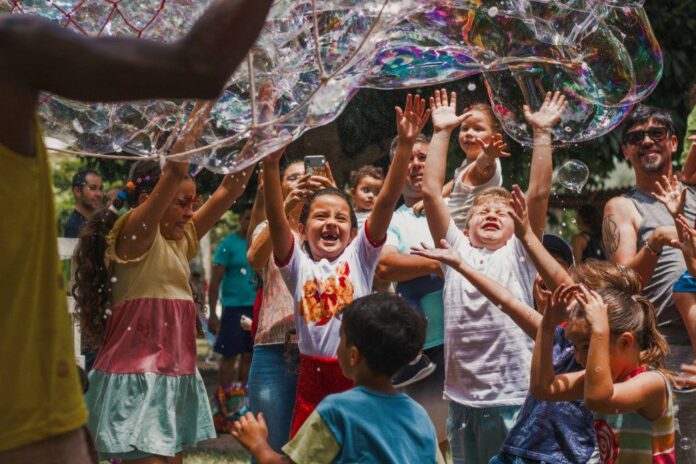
[542,233,575,267]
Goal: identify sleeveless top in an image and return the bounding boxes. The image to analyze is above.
[593,367,675,464]
[623,186,696,345]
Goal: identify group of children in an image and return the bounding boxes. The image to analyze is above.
[70,88,682,464]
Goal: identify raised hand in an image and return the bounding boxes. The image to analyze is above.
[167,100,214,176]
[411,239,463,269]
[430,88,468,133]
[475,132,510,159]
[395,93,431,145]
[652,174,686,218]
[670,215,696,259]
[284,174,312,215]
[576,284,609,334]
[545,283,580,327]
[523,91,568,131]
[230,411,269,451]
[508,184,531,239]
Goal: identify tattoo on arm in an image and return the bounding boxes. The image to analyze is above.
[602,214,620,257]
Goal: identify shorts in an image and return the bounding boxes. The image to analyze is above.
[447,401,521,464]
[673,271,696,293]
[214,306,254,356]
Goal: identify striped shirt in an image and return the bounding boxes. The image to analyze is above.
[593,368,675,464]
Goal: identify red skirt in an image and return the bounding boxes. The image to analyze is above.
[290,354,353,437]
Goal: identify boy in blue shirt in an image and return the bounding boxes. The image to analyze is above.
[230,292,442,463]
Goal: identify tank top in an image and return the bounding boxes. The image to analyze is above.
[593,368,675,464]
[623,186,696,345]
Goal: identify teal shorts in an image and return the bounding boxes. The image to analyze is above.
[447,401,521,464]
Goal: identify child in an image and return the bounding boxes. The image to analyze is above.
[72,108,256,461]
[349,165,385,229]
[410,101,508,221]
[230,293,441,464]
[263,93,430,435]
[422,88,567,462]
[530,280,675,463]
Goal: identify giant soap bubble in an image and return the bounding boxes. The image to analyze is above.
[7,0,662,173]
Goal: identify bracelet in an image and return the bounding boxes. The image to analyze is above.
[646,241,661,257]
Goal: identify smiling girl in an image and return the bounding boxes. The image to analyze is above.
[263,94,430,435]
[72,106,255,463]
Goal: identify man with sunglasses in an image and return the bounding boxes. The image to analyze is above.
[603,104,696,461]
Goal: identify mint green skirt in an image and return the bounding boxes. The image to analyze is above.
[85,369,215,460]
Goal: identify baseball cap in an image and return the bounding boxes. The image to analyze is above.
[542,233,575,267]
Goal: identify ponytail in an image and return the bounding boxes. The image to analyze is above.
[634,295,670,371]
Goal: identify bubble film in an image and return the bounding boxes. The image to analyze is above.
[8,0,662,172]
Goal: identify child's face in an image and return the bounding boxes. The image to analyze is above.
[466,197,514,250]
[161,179,198,241]
[300,194,356,260]
[458,109,498,160]
[566,318,632,380]
[352,175,383,212]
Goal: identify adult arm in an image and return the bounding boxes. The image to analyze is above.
[0,1,272,156]
[603,196,676,286]
[377,246,443,281]
[571,233,589,264]
[207,264,226,334]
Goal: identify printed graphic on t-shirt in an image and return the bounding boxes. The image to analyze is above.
[594,418,618,464]
[299,262,354,325]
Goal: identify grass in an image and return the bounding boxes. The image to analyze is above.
[183,449,250,463]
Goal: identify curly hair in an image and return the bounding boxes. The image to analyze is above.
[348,165,385,190]
[72,160,162,348]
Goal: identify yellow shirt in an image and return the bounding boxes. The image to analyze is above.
[0,128,87,451]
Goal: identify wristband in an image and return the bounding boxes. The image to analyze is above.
[646,241,661,257]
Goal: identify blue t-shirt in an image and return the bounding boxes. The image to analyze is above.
[63,209,86,238]
[501,326,596,464]
[317,386,439,464]
[213,233,256,307]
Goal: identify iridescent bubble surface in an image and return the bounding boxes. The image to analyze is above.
[8,0,662,172]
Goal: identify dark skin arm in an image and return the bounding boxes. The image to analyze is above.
[0,0,272,157]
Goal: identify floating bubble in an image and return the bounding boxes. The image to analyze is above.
[467,82,477,91]
[240,268,248,276]
[110,276,118,283]
[8,0,662,171]
[557,160,590,193]
[680,437,693,451]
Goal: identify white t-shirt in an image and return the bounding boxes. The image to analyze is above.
[449,158,502,231]
[278,226,384,357]
[443,220,536,407]
[356,211,370,230]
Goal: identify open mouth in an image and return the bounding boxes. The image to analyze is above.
[320,231,339,243]
[482,221,500,231]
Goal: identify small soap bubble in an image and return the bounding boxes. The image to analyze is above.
[557,160,590,193]
[564,126,573,133]
[110,276,118,283]
[131,235,137,240]
[487,6,499,17]
[127,326,132,331]
[105,309,112,316]
[467,82,477,91]
[680,437,693,450]
[240,268,248,276]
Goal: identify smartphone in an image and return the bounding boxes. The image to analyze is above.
[304,155,327,177]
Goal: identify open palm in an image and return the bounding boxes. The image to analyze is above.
[411,239,462,268]
[395,94,430,145]
[430,88,467,132]
[652,175,685,217]
[523,91,568,130]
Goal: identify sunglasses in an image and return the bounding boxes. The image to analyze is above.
[623,127,670,146]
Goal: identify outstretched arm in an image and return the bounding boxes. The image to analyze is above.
[263,148,293,263]
[367,94,430,241]
[523,91,568,239]
[423,89,467,244]
[0,0,272,156]
[509,185,573,290]
[412,240,541,339]
[462,134,510,187]
[682,136,696,184]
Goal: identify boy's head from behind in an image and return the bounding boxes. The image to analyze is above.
[464,187,514,250]
[338,293,425,381]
